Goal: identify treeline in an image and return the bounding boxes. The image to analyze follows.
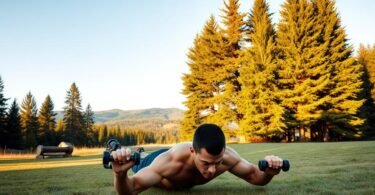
[95,124,178,146]
[181,0,375,142]
[104,119,180,132]
[0,81,96,149]
[0,78,180,149]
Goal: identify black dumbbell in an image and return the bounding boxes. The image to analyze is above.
[258,160,290,172]
[102,139,141,169]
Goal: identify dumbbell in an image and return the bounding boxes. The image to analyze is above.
[102,139,141,169]
[258,160,290,172]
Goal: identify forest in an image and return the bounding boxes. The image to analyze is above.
[1,0,375,149]
[180,0,375,142]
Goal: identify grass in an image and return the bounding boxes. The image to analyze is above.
[0,147,104,160]
[0,141,374,194]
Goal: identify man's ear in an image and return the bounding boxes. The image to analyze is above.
[190,147,195,153]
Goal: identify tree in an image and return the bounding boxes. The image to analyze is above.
[83,104,96,146]
[358,44,375,102]
[217,0,246,136]
[20,92,39,149]
[180,16,226,140]
[63,83,85,145]
[38,95,57,145]
[276,0,333,141]
[357,44,375,139]
[311,0,365,141]
[237,0,286,140]
[55,118,64,144]
[0,76,9,147]
[7,99,23,149]
[83,104,94,132]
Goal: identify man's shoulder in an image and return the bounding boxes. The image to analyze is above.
[149,143,192,176]
[222,147,242,167]
[168,142,192,160]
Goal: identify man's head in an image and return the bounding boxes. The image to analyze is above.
[191,124,226,179]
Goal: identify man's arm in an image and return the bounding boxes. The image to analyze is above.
[111,148,167,195]
[226,148,282,186]
[113,166,162,195]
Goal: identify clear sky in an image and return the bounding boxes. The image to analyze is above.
[1,0,374,111]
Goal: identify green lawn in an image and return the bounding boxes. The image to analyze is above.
[1,141,374,194]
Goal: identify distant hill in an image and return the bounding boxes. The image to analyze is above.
[55,108,184,124]
[94,108,183,123]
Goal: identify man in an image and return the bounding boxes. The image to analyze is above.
[111,124,285,195]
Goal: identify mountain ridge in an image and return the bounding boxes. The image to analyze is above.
[56,107,184,123]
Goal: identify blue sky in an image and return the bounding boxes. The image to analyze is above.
[1,0,374,111]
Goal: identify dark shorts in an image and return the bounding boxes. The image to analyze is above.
[131,148,169,173]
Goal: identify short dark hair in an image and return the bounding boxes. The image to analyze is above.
[192,124,226,155]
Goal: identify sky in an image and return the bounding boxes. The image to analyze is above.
[1,0,374,111]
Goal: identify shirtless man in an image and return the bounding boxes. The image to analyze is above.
[111,123,285,195]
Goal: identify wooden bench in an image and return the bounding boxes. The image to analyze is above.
[35,142,73,159]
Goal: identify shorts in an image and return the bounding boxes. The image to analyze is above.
[131,148,169,173]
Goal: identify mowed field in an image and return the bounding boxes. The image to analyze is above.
[0,141,374,195]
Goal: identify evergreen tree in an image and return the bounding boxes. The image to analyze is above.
[358,44,375,102]
[98,124,109,145]
[237,0,286,140]
[217,0,245,136]
[276,0,332,141]
[83,104,94,132]
[103,125,108,143]
[55,118,64,144]
[7,99,23,149]
[0,76,9,147]
[38,95,57,145]
[20,92,39,148]
[357,44,375,139]
[56,118,64,132]
[83,104,95,146]
[63,83,85,145]
[312,0,365,141]
[181,16,226,140]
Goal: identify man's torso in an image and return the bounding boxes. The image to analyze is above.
[148,143,237,189]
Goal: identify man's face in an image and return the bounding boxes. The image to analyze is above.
[193,148,224,179]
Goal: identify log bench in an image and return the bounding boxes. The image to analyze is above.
[35,142,73,159]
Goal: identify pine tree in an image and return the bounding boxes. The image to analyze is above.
[83,104,94,132]
[312,0,365,141]
[103,125,108,143]
[7,99,23,149]
[63,83,85,145]
[358,44,375,102]
[237,0,286,140]
[55,118,64,144]
[38,95,57,145]
[357,44,375,139]
[20,92,39,148]
[180,16,226,140]
[83,104,95,146]
[276,0,333,141]
[0,76,9,147]
[217,0,245,136]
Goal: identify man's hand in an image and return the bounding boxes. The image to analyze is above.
[263,155,283,176]
[111,147,135,177]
